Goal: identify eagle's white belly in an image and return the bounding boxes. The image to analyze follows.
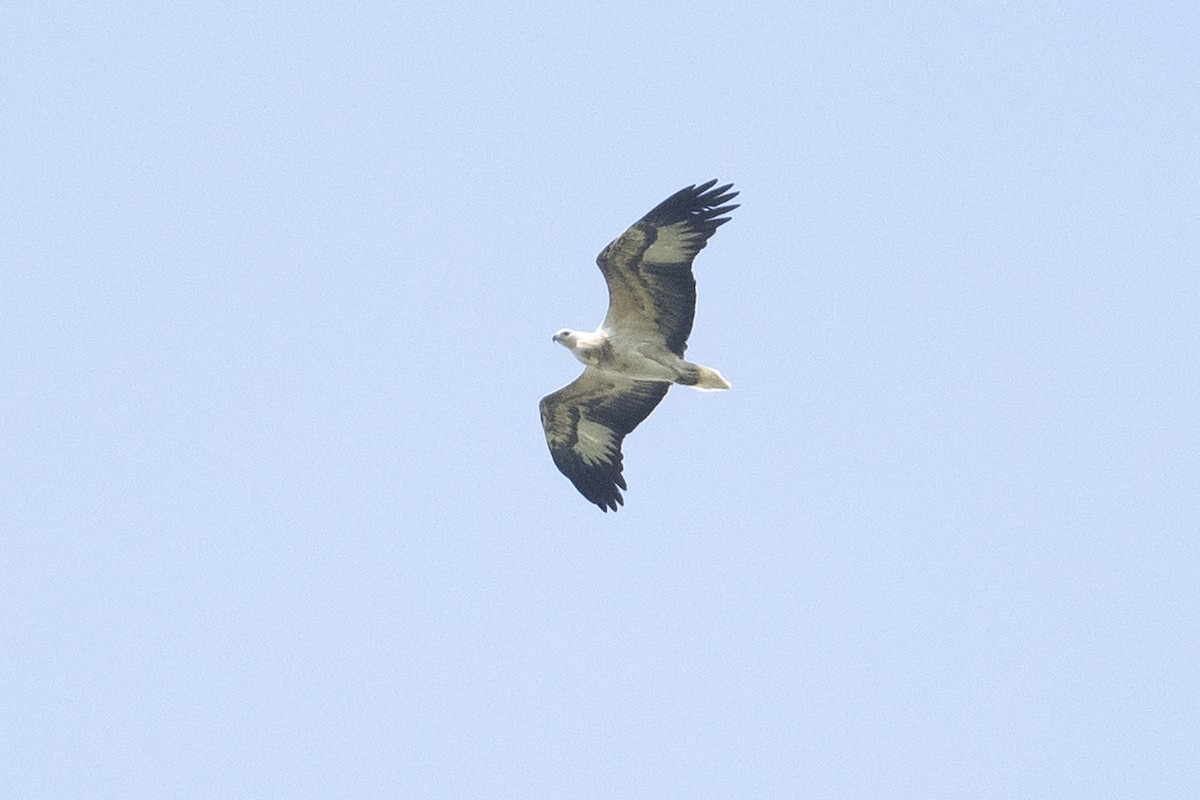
[582,330,680,382]
[605,349,680,381]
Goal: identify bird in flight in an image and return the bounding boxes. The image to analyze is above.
[540,180,738,511]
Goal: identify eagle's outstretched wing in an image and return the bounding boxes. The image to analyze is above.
[539,371,671,511]
[597,180,739,356]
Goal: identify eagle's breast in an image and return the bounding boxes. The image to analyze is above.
[575,337,615,367]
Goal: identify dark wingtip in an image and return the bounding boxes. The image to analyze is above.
[597,495,622,512]
[703,183,737,204]
[641,179,739,228]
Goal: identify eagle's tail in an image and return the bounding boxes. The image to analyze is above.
[679,363,731,391]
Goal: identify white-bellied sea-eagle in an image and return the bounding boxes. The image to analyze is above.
[540,180,738,511]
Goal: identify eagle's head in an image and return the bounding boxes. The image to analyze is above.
[552,329,577,348]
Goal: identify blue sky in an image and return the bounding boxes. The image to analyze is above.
[4,3,1198,797]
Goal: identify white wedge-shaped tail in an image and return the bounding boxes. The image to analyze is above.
[691,364,731,391]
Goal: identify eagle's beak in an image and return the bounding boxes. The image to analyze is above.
[551,333,560,343]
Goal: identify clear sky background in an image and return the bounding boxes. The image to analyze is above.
[4,3,1198,797]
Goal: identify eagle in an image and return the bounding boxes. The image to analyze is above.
[539,180,738,511]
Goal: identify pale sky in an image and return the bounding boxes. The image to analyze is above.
[4,3,1198,797]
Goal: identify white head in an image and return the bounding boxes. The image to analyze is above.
[551,329,578,349]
